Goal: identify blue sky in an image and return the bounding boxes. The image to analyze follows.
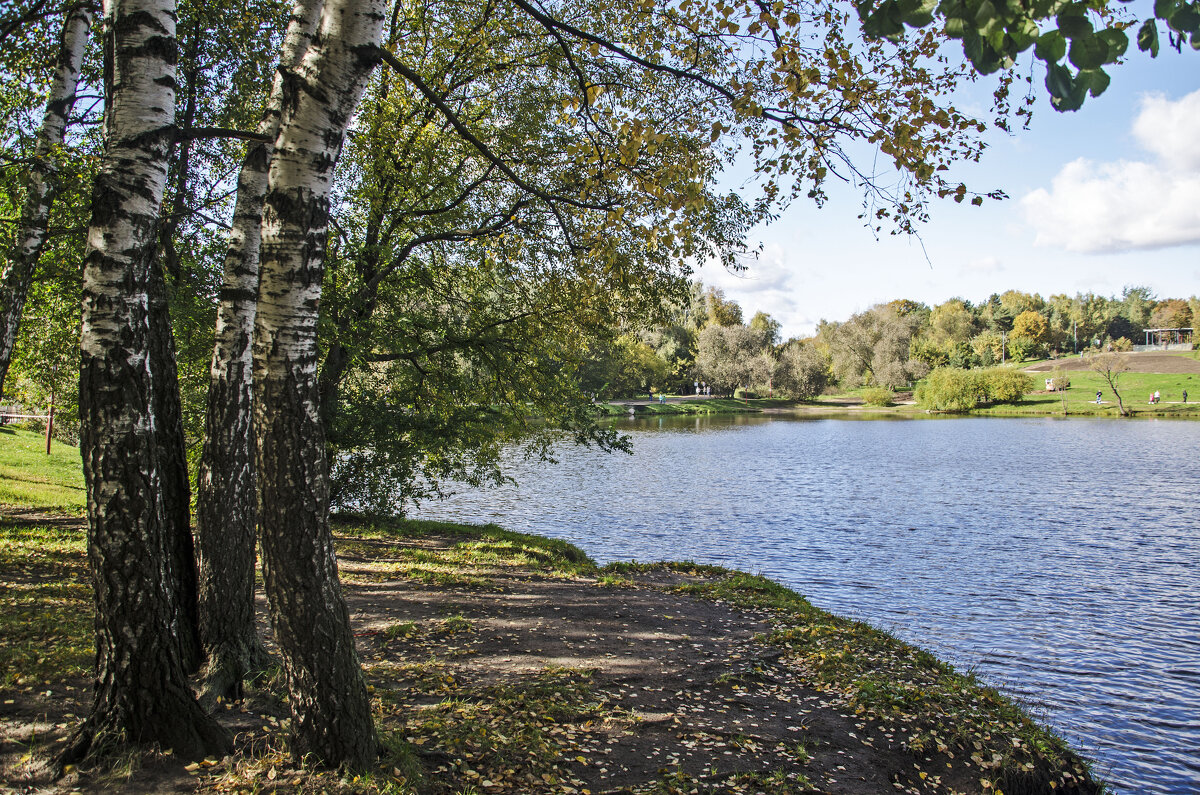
[698,48,1200,340]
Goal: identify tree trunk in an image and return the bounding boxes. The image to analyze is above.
[0,1,93,396]
[195,0,323,707]
[147,252,201,673]
[64,0,229,765]
[253,0,385,768]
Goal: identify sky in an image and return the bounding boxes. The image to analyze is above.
[695,47,1200,340]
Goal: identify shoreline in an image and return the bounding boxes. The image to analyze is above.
[2,497,1104,793]
[605,396,1200,420]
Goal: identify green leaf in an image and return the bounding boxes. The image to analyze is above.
[1096,28,1129,58]
[1068,33,1110,68]
[1137,18,1160,55]
[1153,0,1181,19]
[963,29,1004,73]
[945,16,967,37]
[984,17,1007,50]
[1076,67,1110,97]
[1044,62,1074,99]
[1035,29,1067,60]
[1056,10,1093,38]
[903,0,938,27]
[1194,29,1200,48]
[974,0,997,27]
[1009,17,1041,51]
[1044,61,1090,110]
[1169,6,1200,34]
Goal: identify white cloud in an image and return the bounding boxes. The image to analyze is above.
[1132,90,1200,171]
[1021,88,1200,253]
[695,245,817,337]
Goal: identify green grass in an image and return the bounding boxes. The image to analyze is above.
[0,427,86,512]
[977,370,1200,417]
[599,397,799,416]
[332,515,597,589]
[0,520,92,686]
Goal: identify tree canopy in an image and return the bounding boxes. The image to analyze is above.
[856,0,1199,111]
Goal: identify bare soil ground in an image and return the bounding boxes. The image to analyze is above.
[1024,351,1200,373]
[1,516,1099,795]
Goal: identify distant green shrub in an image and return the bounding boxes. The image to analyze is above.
[860,387,893,407]
[981,367,1033,403]
[917,366,1033,411]
[915,367,981,412]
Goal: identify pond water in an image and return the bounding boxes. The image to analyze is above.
[411,415,1200,793]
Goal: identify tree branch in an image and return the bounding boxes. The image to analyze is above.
[179,126,273,143]
[374,46,612,212]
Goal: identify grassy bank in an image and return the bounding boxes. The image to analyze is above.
[0,429,1102,793]
[974,369,1200,417]
[599,397,800,416]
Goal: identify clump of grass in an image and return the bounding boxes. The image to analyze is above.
[437,614,473,634]
[333,516,595,581]
[596,573,634,587]
[383,621,418,641]
[600,560,730,578]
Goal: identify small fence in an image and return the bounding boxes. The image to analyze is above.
[1132,343,1195,352]
[0,404,56,453]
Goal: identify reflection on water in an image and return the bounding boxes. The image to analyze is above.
[412,415,1200,793]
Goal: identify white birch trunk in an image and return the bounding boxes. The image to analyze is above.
[253,0,386,767]
[0,2,94,395]
[194,0,323,706]
[66,0,228,764]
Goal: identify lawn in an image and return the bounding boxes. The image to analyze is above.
[978,370,1200,417]
[0,427,85,512]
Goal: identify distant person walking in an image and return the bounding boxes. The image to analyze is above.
[1184,390,1189,404]
[1096,390,1102,404]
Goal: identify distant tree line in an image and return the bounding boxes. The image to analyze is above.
[580,285,1198,398]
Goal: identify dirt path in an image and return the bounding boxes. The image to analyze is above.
[1024,351,1200,373]
[1,516,1099,794]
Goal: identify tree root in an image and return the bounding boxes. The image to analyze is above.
[198,635,275,711]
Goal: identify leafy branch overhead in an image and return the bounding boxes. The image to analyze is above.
[856,0,1199,110]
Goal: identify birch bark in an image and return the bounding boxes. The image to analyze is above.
[0,2,94,396]
[65,0,228,763]
[194,0,323,705]
[253,0,385,767]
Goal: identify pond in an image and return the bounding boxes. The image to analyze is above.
[411,414,1200,793]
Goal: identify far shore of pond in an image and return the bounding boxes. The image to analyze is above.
[606,351,1200,420]
[604,394,1200,420]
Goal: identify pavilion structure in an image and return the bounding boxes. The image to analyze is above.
[1142,328,1194,347]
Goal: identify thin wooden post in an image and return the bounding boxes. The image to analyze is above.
[45,396,53,454]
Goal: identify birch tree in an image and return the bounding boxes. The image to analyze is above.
[195,0,323,707]
[0,1,93,396]
[252,0,386,766]
[64,0,228,763]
